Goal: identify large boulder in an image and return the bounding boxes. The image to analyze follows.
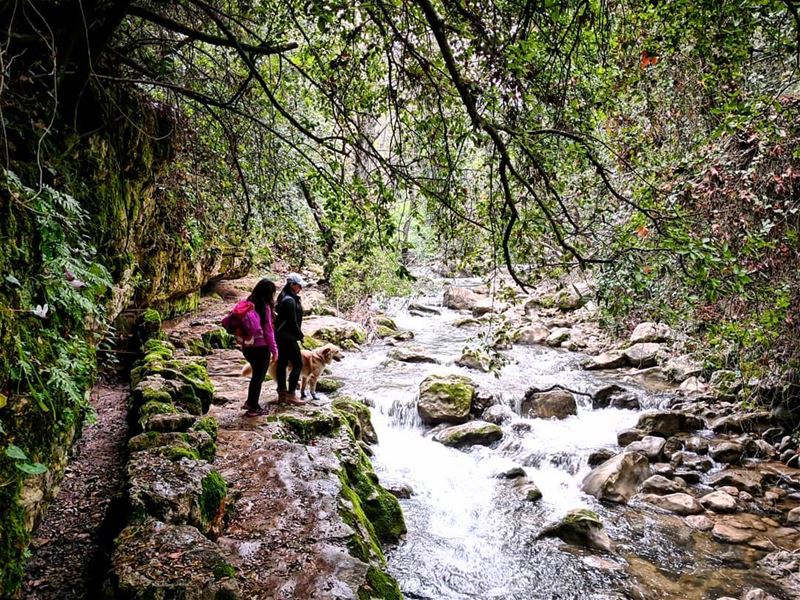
[433,421,503,448]
[585,351,627,371]
[520,389,577,420]
[623,343,662,368]
[711,412,774,434]
[538,509,612,552]
[636,410,704,438]
[630,322,672,344]
[417,374,476,425]
[303,315,367,346]
[443,286,481,310]
[592,385,639,410]
[515,324,551,345]
[625,436,666,461]
[582,452,651,503]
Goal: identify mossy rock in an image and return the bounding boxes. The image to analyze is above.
[200,471,228,532]
[316,377,344,394]
[128,430,216,462]
[339,448,406,545]
[137,400,179,429]
[374,315,398,331]
[538,508,611,552]
[333,396,378,444]
[358,566,403,600]
[277,411,341,444]
[302,336,325,350]
[417,374,476,425]
[186,338,211,356]
[202,327,235,350]
[376,325,397,339]
[131,357,214,414]
[141,309,162,337]
[126,453,226,536]
[191,416,220,442]
[108,520,239,598]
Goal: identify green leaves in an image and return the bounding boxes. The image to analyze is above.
[4,445,27,461]
[4,444,48,476]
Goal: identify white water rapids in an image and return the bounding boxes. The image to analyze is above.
[329,280,782,600]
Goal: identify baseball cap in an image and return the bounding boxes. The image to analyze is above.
[287,273,306,287]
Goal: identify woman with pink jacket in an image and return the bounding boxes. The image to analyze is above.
[222,278,278,416]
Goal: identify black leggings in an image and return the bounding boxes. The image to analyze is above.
[242,346,271,408]
[276,336,302,392]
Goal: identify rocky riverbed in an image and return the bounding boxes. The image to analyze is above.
[22,270,800,599]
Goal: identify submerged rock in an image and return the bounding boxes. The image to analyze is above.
[482,403,516,425]
[513,477,543,502]
[592,384,639,410]
[539,508,612,552]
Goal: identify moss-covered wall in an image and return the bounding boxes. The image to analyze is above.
[0,86,251,596]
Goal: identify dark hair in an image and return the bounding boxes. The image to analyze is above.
[277,282,295,304]
[248,278,276,326]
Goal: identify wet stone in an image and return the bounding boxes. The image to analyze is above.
[685,515,714,531]
[700,491,738,513]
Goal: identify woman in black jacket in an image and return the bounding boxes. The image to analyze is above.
[275,273,306,404]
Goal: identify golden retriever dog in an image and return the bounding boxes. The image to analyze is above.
[243,343,343,400]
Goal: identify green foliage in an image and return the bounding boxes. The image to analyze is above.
[329,251,414,311]
[0,169,111,595]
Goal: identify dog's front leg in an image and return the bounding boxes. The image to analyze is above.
[308,374,321,401]
[300,376,307,399]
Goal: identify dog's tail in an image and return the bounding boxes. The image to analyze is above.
[241,363,252,377]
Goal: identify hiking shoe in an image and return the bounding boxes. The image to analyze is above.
[245,406,268,417]
[283,392,306,406]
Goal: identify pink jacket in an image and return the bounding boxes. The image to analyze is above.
[223,300,278,355]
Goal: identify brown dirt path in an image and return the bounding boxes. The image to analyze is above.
[21,383,129,599]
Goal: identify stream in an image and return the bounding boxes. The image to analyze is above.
[331,278,783,600]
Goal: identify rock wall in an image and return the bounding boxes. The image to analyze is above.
[0,89,252,596]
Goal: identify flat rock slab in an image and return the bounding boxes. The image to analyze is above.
[213,425,368,599]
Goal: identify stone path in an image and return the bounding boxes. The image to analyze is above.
[158,278,402,599]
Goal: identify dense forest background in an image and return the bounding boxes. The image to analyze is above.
[1,0,799,594]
